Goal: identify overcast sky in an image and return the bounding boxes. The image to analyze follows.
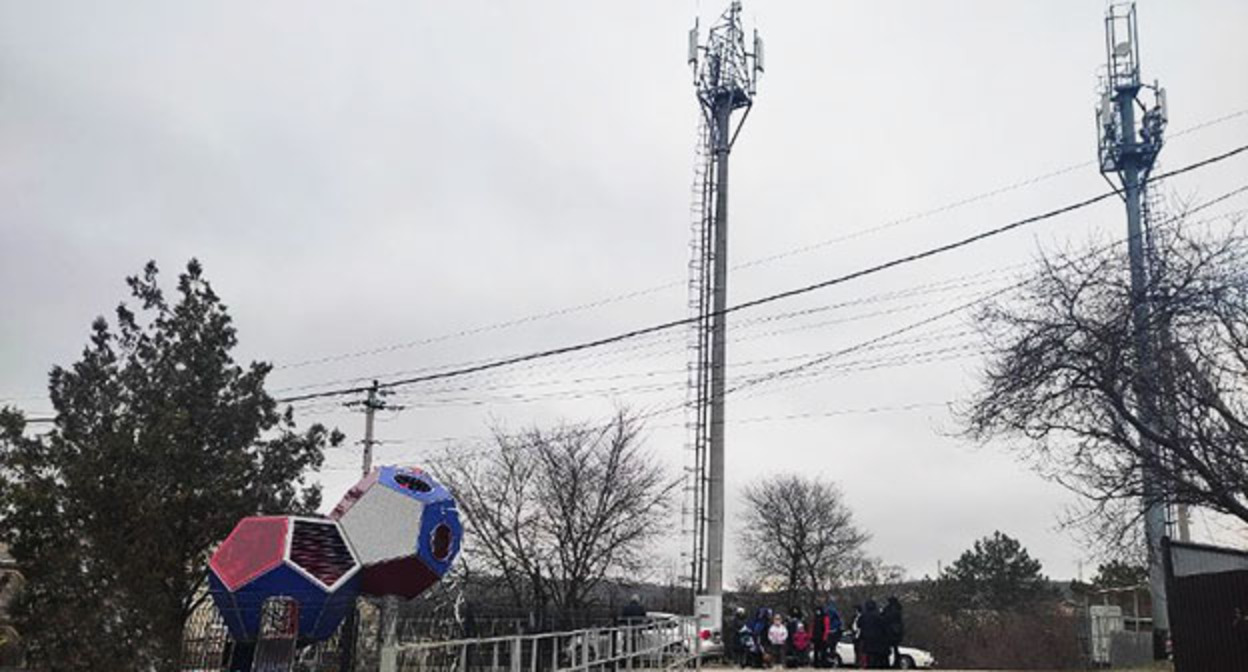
[3,0,1247,584]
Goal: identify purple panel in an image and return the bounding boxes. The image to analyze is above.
[360,555,440,599]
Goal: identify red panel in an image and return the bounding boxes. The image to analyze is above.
[210,516,289,592]
[360,556,440,599]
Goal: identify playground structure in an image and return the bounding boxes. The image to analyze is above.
[194,465,463,670]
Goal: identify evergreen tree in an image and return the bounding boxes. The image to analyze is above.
[932,531,1053,612]
[1091,560,1148,589]
[0,260,342,670]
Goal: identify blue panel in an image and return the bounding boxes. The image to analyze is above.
[208,571,249,642]
[207,563,358,642]
[304,571,362,640]
[378,465,452,505]
[415,499,463,577]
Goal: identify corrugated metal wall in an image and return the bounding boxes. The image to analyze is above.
[1165,539,1248,671]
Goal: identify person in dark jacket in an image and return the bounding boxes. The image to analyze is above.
[785,607,804,656]
[621,594,647,622]
[738,621,764,668]
[855,600,890,669]
[751,607,773,666]
[810,606,828,668]
[881,597,904,667]
[824,601,843,664]
[727,607,748,666]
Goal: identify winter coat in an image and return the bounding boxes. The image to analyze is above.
[738,625,760,653]
[751,608,772,642]
[825,601,843,635]
[811,607,828,644]
[768,623,789,646]
[881,598,904,646]
[856,602,890,657]
[792,627,812,652]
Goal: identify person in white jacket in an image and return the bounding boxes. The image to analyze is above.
[767,613,788,668]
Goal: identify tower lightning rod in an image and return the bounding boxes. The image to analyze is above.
[1094,2,1170,657]
[687,0,763,606]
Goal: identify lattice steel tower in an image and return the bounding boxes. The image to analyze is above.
[684,1,763,604]
[1094,2,1170,654]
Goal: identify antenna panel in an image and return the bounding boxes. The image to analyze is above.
[688,25,699,65]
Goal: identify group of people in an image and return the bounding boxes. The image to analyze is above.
[729,597,905,669]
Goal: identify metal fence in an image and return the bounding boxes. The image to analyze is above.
[1163,538,1248,671]
[180,598,704,672]
[392,616,703,672]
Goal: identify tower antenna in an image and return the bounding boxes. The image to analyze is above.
[683,0,762,631]
[1094,2,1170,657]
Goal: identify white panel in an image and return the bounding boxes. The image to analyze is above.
[339,484,425,565]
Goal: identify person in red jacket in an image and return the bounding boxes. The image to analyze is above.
[789,622,812,667]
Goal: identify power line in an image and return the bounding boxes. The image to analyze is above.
[317,183,1248,471]
[292,191,1248,420]
[268,265,1014,397]
[287,342,981,413]
[727,185,1248,403]
[265,107,1248,373]
[276,144,1248,405]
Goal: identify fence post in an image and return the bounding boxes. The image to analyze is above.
[511,634,523,672]
[380,596,400,672]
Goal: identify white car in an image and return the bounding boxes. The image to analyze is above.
[830,633,936,668]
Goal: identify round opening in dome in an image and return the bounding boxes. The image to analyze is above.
[432,523,454,561]
[394,472,432,493]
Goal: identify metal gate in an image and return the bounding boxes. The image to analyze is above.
[1163,538,1248,671]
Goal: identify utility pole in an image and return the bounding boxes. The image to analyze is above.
[348,380,405,477]
[1095,2,1170,657]
[346,380,405,672]
[686,0,763,616]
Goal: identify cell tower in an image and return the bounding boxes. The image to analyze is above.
[1094,2,1170,655]
[683,0,762,615]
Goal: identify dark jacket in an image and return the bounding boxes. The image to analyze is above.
[751,608,772,644]
[811,606,828,645]
[621,601,646,622]
[785,608,803,645]
[856,601,890,657]
[881,598,904,647]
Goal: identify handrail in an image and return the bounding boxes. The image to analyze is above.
[392,614,705,671]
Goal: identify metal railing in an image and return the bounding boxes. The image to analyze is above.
[392,615,706,672]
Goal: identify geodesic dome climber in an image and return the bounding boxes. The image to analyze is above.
[329,465,463,599]
[207,515,361,642]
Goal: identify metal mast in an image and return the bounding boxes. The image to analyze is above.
[1095,2,1170,655]
[685,1,763,604]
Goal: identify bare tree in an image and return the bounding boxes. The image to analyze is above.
[966,216,1248,546]
[737,474,870,607]
[437,411,676,626]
